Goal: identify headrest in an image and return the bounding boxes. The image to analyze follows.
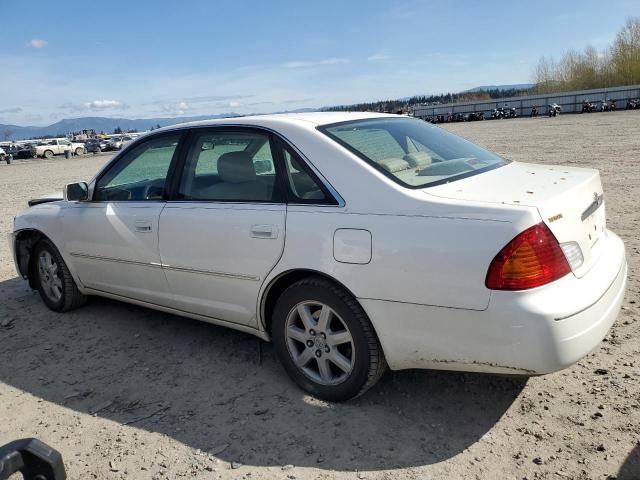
[377,158,409,173]
[404,151,432,168]
[217,151,257,183]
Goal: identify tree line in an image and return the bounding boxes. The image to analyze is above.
[324,87,532,113]
[533,17,640,93]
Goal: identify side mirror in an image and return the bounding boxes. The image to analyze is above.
[64,182,89,202]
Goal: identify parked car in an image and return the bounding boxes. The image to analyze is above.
[106,135,133,151]
[31,139,85,159]
[10,113,627,401]
[84,138,110,154]
[16,143,36,159]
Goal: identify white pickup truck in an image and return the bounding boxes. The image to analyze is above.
[31,139,86,159]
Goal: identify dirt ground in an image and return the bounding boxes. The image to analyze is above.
[0,112,638,480]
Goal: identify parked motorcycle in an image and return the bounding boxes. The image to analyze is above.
[0,147,10,165]
[582,99,596,113]
[503,106,517,118]
[491,107,503,119]
[548,103,561,117]
[466,112,484,121]
[530,106,538,117]
[626,99,639,109]
[609,100,617,111]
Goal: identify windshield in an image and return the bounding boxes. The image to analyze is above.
[319,117,507,188]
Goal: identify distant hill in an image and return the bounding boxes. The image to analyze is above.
[464,83,534,93]
[0,113,240,140]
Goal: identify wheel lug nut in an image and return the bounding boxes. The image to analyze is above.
[309,329,316,336]
[320,332,326,339]
[325,346,330,353]
[306,340,314,347]
[315,350,322,357]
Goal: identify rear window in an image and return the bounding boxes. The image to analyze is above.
[319,117,507,188]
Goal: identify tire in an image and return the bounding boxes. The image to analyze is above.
[75,147,84,156]
[272,277,386,401]
[32,238,87,312]
[43,150,54,159]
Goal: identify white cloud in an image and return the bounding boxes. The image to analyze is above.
[283,57,350,68]
[28,39,48,48]
[159,101,190,115]
[84,100,124,109]
[368,54,390,61]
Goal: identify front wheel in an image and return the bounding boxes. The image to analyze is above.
[272,277,386,401]
[33,238,87,312]
[75,147,84,156]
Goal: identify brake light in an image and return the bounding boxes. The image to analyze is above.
[486,223,571,290]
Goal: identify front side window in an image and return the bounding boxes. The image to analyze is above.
[94,134,180,201]
[178,130,280,202]
[319,117,506,188]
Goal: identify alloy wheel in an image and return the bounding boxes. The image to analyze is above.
[285,301,355,385]
[38,251,62,303]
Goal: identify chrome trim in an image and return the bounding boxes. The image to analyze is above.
[69,252,163,269]
[69,252,259,281]
[581,192,604,221]
[162,263,259,281]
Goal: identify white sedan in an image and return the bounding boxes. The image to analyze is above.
[10,112,627,401]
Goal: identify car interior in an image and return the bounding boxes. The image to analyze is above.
[94,132,329,203]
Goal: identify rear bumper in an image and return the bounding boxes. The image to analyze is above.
[361,229,627,374]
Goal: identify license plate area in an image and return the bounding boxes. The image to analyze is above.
[582,201,605,248]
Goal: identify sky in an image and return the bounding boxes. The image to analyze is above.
[1,0,638,126]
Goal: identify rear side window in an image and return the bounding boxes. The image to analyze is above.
[281,147,331,204]
[320,117,506,188]
[177,130,281,202]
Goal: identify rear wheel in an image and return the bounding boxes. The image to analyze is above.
[75,147,84,156]
[272,277,386,401]
[33,239,86,312]
[43,150,54,159]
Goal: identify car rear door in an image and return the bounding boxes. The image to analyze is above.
[61,132,183,304]
[157,127,286,328]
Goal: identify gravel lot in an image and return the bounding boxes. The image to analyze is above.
[0,112,638,480]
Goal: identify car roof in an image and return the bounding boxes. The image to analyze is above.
[157,111,404,132]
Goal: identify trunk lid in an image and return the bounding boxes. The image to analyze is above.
[425,162,606,277]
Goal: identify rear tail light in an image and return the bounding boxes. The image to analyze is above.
[485,223,571,290]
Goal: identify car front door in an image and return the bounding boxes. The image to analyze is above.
[61,132,183,304]
[158,128,286,327]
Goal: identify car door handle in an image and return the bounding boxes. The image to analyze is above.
[250,224,278,239]
[134,220,153,233]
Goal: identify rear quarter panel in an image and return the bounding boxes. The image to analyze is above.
[271,202,539,311]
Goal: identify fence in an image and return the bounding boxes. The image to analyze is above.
[411,84,640,118]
